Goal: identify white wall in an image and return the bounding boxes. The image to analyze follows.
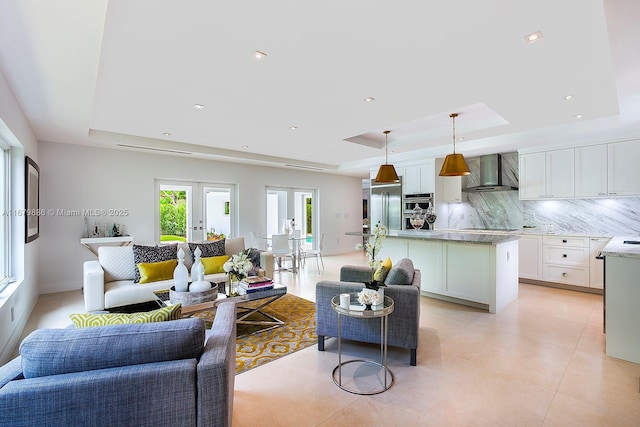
[0,70,40,364]
[38,141,364,294]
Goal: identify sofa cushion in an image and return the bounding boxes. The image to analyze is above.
[98,246,136,282]
[69,304,182,328]
[20,317,205,379]
[224,237,245,256]
[133,244,178,283]
[138,259,178,284]
[373,257,392,283]
[202,255,230,274]
[384,258,415,285]
[189,240,225,261]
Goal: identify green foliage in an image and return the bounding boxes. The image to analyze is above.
[160,190,187,237]
[160,235,186,242]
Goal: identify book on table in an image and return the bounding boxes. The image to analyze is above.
[241,276,273,286]
[238,281,274,294]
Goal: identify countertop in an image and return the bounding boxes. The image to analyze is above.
[345,230,519,245]
[601,236,640,259]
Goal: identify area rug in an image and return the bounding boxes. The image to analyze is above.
[194,293,317,374]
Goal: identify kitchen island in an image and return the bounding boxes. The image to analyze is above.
[601,236,640,364]
[348,230,519,313]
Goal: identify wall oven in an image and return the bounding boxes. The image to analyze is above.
[402,193,433,230]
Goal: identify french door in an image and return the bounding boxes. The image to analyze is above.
[266,187,317,250]
[156,180,237,242]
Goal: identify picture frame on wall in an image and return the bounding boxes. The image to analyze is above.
[25,156,39,243]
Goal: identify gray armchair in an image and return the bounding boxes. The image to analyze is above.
[315,258,421,366]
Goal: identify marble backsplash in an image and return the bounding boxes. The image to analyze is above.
[443,152,640,235]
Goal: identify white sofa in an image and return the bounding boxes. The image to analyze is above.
[83,237,274,312]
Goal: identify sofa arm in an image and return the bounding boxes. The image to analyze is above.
[339,265,374,283]
[198,303,237,427]
[83,260,105,312]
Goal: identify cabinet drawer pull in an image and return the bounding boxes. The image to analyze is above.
[562,254,567,258]
[562,239,567,243]
[562,272,568,277]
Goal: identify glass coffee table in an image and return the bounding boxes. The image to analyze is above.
[330,293,395,395]
[154,284,288,337]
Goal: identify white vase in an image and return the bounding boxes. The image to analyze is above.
[174,248,189,292]
[189,280,211,292]
[192,247,205,282]
[377,287,385,305]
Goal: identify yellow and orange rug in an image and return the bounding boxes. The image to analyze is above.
[195,293,317,374]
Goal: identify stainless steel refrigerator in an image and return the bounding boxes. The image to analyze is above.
[370,179,402,231]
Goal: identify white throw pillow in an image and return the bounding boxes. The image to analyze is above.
[98,246,136,282]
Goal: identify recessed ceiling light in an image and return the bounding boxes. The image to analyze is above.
[253,51,267,60]
[525,31,543,44]
[364,97,375,102]
[575,114,583,119]
[564,94,573,100]
[163,132,171,137]
[289,126,298,130]
[194,104,205,110]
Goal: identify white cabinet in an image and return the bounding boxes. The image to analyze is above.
[519,234,542,280]
[542,235,590,287]
[575,144,608,197]
[519,152,545,199]
[520,139,640,200]
[444,242,490,303]
[589,237,610,289]
[608,140,640,196]
[407,239,443,294]
[403,162,435,194]
[519,149,573,199]
[435,158,466,203]
[546,149,575,198]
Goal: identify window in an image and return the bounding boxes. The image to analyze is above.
[0,141,11,293]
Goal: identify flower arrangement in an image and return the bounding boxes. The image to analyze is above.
[356,222,387,268]
[358,288,382,306]
[223,249,253,295]
[206,228,225,241]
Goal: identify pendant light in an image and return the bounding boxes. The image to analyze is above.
[439,113,471,176]
[374,130,400,183]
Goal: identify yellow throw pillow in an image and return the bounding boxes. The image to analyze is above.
[69,304,182,328]
[373,257,393,282]
[137,259,177,284]
[201,255,230,274]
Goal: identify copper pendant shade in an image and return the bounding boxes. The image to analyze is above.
[374,130,400,183]
[439,113,471,176]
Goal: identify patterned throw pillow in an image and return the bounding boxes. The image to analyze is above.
[137,259,178,284]
[69,304,182,328]
[188,240,225,260]
[132,244,178,283]
[201,255,230,274]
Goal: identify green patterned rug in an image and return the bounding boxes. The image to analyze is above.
[194,293,317,374]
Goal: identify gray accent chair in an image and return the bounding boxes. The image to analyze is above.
[315,258,421,366]
[0,304,237,427]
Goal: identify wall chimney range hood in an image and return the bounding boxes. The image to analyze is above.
[462,154,518,192]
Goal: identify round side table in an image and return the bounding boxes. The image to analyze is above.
[330,293,395,395]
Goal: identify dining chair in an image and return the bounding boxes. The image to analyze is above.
[271,234,296,273]
[250,231,266,250]
[300,232,325,273]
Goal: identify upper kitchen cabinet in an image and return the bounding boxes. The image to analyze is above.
[519,149,574,199]
[434,158,466,203]
[575,144,608,197]
[403,161,435,194]
[608,140,640,196]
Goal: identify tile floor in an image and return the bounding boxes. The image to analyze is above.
[12,251,640,426]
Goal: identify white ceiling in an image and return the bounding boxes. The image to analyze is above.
[0,0,639,177]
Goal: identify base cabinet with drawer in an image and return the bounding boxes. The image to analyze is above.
[542,235,590,287]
